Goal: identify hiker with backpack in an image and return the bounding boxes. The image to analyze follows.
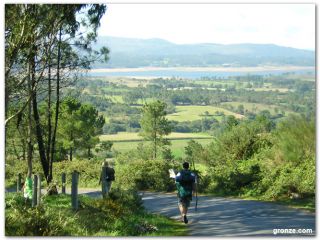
[99,160,115,197]
[175,161,196,224]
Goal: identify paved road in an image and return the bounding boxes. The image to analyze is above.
[8,187,315,236]
[141,192,315,237]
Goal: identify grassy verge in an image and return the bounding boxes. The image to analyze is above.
[203,192,315,213]
[5,189,187,236]
[264,196,315,212]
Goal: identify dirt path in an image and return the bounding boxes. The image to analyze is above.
[141,192,315,237]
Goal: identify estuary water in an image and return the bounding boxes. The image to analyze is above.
[87,67,315,79]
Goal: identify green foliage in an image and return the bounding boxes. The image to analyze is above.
[205,115,273,195]
[6,159,101,188]
[140,100,172,159]
[185,139,208,165]
[6,190,186,236]
[258,115,315,199]
[203,114,315,202]
[58,97,105,160]
[53,160,101,188]
[114,153,178,191]
[5,3,108,182]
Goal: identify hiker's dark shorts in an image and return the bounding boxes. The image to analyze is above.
[178,197,191,208]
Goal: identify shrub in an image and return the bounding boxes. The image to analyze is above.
[114,155,178,192]
[6,159,103,190]
[5,189,152,236]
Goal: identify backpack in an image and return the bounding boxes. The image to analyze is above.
[105,167,115,181]
[176,170,194,199]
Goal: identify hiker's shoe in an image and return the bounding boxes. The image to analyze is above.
[183,215,188,224]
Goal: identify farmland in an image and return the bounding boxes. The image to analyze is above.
[167,105,244,122]
[72,70,315,162]
[111,138,212,158]
[100,131,211,142]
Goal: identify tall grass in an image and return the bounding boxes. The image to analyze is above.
[5,189,187,236]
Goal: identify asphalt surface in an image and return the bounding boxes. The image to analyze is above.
[141,192,315,237]
[7,187,315,237]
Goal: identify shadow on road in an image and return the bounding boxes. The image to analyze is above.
[142,192,315,237]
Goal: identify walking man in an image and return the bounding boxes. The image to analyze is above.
[175,161,196,224]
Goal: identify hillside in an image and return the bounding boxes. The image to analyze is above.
[93,36,315,68]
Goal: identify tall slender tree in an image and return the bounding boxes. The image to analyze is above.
[5,4,109,183]
[140,100,172,159]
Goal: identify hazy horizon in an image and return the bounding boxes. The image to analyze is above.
[100,34,315,51]
[98,4,315,51]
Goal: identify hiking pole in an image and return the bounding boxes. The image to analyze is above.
[191,159,198,212]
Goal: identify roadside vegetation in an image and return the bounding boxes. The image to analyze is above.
[5,3,315,236]
[5,190,187,236]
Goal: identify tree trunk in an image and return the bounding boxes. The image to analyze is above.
[31,44,49,183]
[153,137,157,159]
[70,147,73,161]
[33,95,49,182]
[51,27,62,177]
[47,59,52,181]
[27,44,33,178]
[153,120,157,159]
[17,127,27,161]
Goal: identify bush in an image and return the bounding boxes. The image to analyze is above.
[53,159,102,188]
[114,154,178,192]
[5,189,158,236]
[6,159,103,189]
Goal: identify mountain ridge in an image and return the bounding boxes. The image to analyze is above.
[93,36,315,68]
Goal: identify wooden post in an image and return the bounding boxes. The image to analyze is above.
[101,166,107,198]
[32,174,38,207]
[62,173,66,194]
[17,173,22,192]
[37,174,41,205]
[71,171,79,210]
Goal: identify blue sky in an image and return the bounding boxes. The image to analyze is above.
[98,3,315,50]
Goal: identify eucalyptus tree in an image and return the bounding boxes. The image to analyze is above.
[5,4,109,183]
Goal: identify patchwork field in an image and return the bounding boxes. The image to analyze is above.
[166,105,244,122]
[106,95,124,103]
[100,131,212,157]
[111,138,212,158]
[248,87,291,92]
[100,131,211,142]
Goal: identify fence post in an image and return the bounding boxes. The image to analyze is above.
[62,173,66,194]
[32,174,38,207]
[37,174,41,205]
[17,173,22,192]
[71,171,79,210]
[101,166,107,198]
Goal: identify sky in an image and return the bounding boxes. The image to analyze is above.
[98,3,315,50]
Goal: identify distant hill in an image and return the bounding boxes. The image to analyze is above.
[93,36,315,68]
